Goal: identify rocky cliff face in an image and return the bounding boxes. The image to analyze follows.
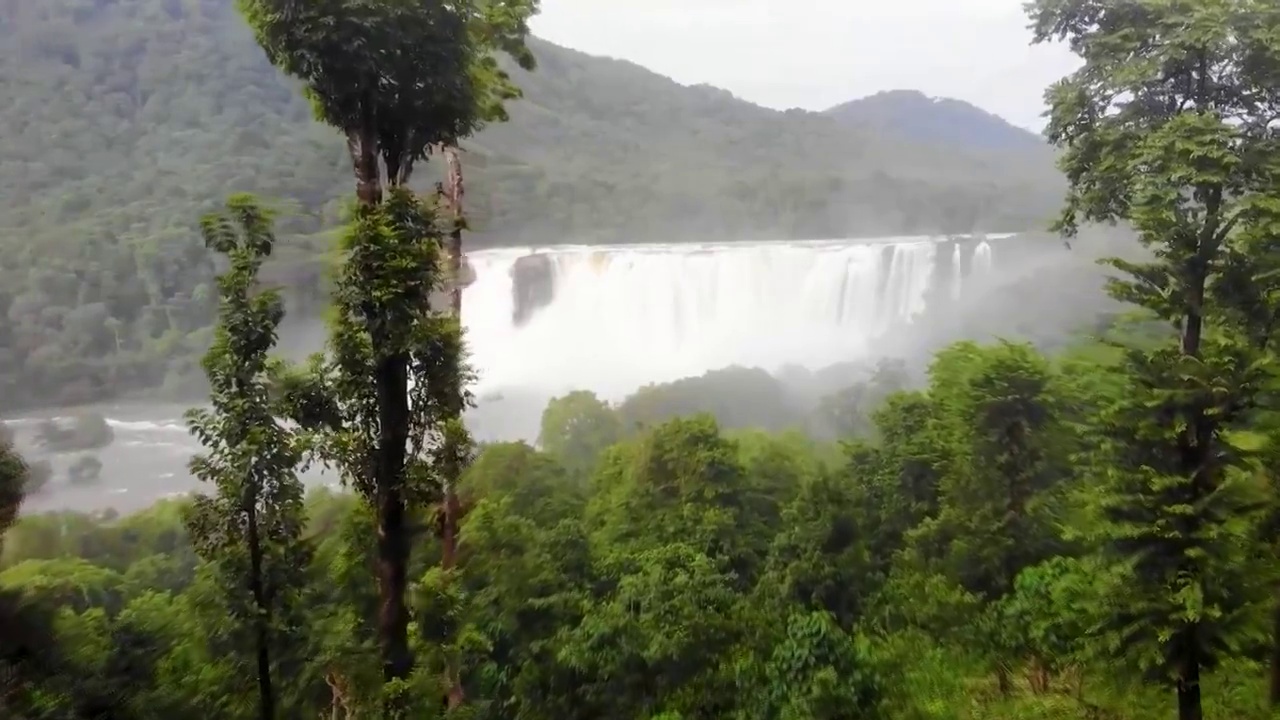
[510,254,556,326]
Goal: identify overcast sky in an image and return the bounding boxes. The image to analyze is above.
[531,0,1082,131]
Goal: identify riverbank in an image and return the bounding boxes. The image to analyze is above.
[4,391,553,516]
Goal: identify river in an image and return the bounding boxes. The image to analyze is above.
[6,392,550,516]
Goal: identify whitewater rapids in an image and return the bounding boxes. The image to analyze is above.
[463,235,1001,400]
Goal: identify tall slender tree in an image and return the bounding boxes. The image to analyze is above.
[185,195,310,720]
[238,0,539,702]
[1207,152,1280,707]
[1027,2,1280,718]
[1199,44,1280,706]
[435,142,472,710]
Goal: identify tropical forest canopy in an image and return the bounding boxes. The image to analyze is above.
[7,1,1280,720]
[4,327,1279,720]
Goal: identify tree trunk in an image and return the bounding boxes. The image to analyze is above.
[348,101,415,695]
[1173,182,1215,720]
[440,219,464,591]
[374,353,413,685]
[349,131,381,208]
[1177,653,1202,720]
[1026,656,1049,695]
[441,147,466,712]
[347,99,381,209]
[246,504,275,720]
[326,671,350,720]
[1270,594,1280,706]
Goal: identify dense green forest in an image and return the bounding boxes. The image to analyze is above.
[4,327,1279,720]
[0,0,1066,413]
[7,1,1280,720]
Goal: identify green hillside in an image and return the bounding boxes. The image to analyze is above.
[0,0,1066,411]
[824,89,1050,153]
[468,44,1064,244]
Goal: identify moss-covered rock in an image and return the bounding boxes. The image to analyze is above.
[34,414,115,454]
[67,456,103,486]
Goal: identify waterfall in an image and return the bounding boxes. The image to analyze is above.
[973,240,993,275]
[461,235,1008,400]
[951,244,964,301]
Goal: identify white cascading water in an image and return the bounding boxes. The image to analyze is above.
[461,235,1006,401]
[950,244,964,301]
[973,240,993,275]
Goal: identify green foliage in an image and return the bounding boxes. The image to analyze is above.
[815,358,910,439]
[7,333,1280,718]
[1028,1,1280,717]
[1075,341,1273,684]
[538,390,621,479]
[0,429,26,537]
[760,472,872,629]
[912,341,1066,601]
[284,190,468,498]
[757,611,883,720]
[183,194,310,719]
[238,0,536,156]
[0,558,124,614]
[618,366,806,435]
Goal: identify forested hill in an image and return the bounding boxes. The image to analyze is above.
[0,0,1066,412]
[824,90,1050,153]
[0,0,1063,251]
[470,44,1063,244]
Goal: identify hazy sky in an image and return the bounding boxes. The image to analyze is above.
[531,0,1081,131]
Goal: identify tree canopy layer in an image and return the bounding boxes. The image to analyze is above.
[6,324,1280,720]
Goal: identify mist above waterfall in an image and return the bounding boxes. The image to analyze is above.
[274,228,1136,445]
[463,234,1007,401]
[278,232,1035,449]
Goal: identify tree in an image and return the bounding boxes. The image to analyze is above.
[0,427,43,715]
[897,342,1066,693]
[1027,2,1280,718]
[237,0,536,205]
[274,187,472,712]
[447,444,590,720]
[814,358,909,439]
[759,473,873,631]
[0,431,22,538]
[538,390,622,479]
[237,0,539,703]
[753,611,882,720]
[435,143,473,710]
[853,391,944,580]
[184,195,310,720]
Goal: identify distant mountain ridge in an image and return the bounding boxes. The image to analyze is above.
[824,89,1049,153]
[0,1,1066,254]
[470,37,1064,243]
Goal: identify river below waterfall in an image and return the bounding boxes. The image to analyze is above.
[6,392,550,515]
